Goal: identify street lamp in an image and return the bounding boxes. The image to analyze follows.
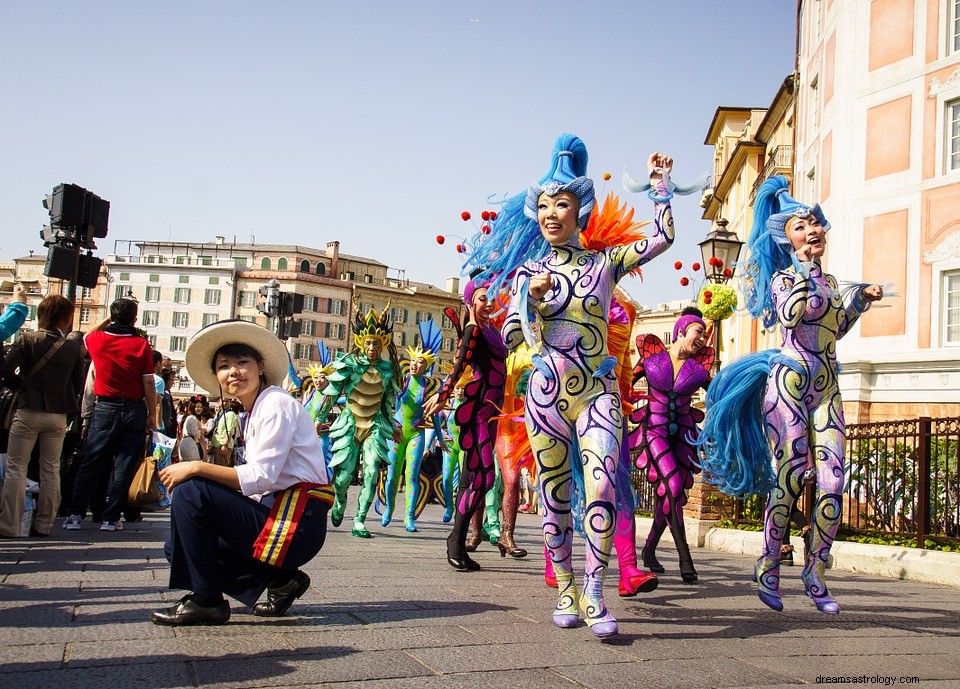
[697,219,744,373]
[697,218,743,283]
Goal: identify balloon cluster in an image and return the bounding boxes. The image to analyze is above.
[436,209,499,254]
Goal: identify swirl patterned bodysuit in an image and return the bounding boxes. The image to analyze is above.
[504,196,673,626]
[757,261,869,602]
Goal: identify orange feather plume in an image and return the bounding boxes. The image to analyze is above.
[580,192,650,278]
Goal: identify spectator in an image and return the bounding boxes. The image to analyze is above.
[209,399,240,466]
[62,298,157,531]
[160,368,176,437]
[0,295,85,537]
[178,398,207,462]
[150,351,165,433]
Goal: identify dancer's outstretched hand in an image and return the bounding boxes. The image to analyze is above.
[424,393,442,419]
[529,272,553,300]
[647,152,674,181]
[863,284,884,301]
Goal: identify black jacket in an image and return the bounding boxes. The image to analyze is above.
[3,329,86,415]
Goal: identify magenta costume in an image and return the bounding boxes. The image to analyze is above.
[630,326,713,581]
[435,290,507,571]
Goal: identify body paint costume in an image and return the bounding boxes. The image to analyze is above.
[380,320,444,532]
[320,307,400,538]
[630,315,713,582]
[435,293,507,570]
[301,342,337,475]
[495,135,675,638]
[437,368,471,523]
[698,176,874,614]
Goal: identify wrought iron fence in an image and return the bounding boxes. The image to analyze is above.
[729,417,960,549]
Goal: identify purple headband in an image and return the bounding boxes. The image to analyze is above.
[673,314,706,342]
[463,278,491,307]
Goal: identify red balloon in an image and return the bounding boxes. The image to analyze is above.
[723,268,733,278]
[456,244,465,253]
[489,211,498,220]
[481,225,491,235]
[692,262,701,271]
[461,211,471,221]
[674,261,683,270]
[704,290,713,298]
[705,297,713,305]
[481,211,491,221]
[715,258,724,268]
[436,235,445,245]
[680,277,690,286]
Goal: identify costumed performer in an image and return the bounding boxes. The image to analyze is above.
[301,341,338,475]
[492,134,676,638]
[424,280,506,571]
[318,306,401,538]
[437,367,471,522]
[630,306,712,583]
[152,320,332,626]
[381,318,446,532]
[697,176,883,614]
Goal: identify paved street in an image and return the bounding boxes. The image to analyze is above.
[2,493,959,689]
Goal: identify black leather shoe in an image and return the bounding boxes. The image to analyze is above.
[253,571,310,617]
[446,555,481,571]
[151,594,230,626]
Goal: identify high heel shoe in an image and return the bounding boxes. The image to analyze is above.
[801,559,839,614]
[640,545,665,573]
[678,550,698,584]
[446,533,481,571]
[495,534,527,558]
[465,531,483,553]
[754,554,783,611]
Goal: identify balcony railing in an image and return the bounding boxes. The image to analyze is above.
[748,145,793,204]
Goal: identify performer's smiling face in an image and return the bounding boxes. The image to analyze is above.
[471,287,495,324]
[409,357,426,377]
[215,351,264,401]
[680,322,707,355]
[786,215,826,258]
[537,191,579,245]
[363,336,383,360]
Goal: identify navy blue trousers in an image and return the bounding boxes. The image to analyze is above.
[165,478,328,607]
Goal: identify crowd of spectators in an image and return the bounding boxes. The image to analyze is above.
[0,294,243,537]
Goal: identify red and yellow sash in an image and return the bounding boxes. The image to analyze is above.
[252,482,335,567]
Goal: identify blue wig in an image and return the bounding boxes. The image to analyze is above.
[694,350,778,497]
[462,133,592,299]
[740,175,830,329]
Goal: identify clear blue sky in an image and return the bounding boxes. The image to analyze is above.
[1,1,796,307]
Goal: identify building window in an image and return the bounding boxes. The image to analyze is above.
[392,308,407,324]
[951,0,960,53]
[142,310,159,327]
[261,257,271,270]
[296,343,313,360]
[443,337,453,352]
[809,74,819,135]
[301,320,315,337]
[209,276,219,285]
[947,99,960,172]
[277,258,288,270]
[240,315,257,323]
[316,262,325,276]
[174,288,191,304]
[114,285,130,301]
[417,311,432,323]
[172,312,189,328]
[202,313,218,327]
[235,257,248,268]
[149,274,160,282]
[240,291,256,308]
[79,307,91,323]
[119,272,130,281]
[328,298,346,316]
[299,259,310,273]
[199,256,212,266]
[442,313,453,329]
[170,336,186,352]
[81,287,92,299]
[204,289,221,306]
[945,270,960,344]
[146,335,157,348]
[302,295,316,312]
[145,286,160,302]
[179,275,189,284]
[663,332,673,346]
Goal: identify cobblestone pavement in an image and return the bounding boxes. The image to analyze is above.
[2,493,959,688]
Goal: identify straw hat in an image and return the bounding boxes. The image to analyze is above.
[184,319,289,394]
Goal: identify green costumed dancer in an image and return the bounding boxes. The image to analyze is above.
[380,319,446,532]
[320,305,401,538]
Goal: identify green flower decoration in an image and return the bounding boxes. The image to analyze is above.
[697,282,737,321]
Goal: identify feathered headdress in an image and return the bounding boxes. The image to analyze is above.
[580,192,650,277]
[406,318,443,374]
[307,340,336,380]
[353,303,393,351]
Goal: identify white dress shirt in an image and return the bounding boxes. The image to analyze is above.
[235,386,329,496]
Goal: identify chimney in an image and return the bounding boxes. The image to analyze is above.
[325,241,340,276]
[214,235,225,245]
[445,277,460,294]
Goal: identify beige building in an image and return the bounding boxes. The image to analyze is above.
[792,0,960,422]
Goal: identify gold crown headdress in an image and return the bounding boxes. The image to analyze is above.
[353,303,393,351]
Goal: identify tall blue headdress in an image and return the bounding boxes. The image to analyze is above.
[463,133,594,299]
[741,175,831,328]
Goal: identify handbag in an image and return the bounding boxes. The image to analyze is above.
[128,455,162,506]
[1,335,69,430]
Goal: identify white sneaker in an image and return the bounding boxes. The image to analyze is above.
[63,515,82,530]
[100,520,123,532]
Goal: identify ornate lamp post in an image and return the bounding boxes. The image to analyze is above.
[696,219,744,372]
